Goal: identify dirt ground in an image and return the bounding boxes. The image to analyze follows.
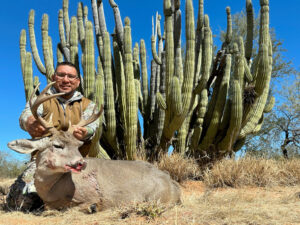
[0,180,300,225]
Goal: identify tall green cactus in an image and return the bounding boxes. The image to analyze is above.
[19,0,273,164]
[239,0,272,139]
[82,21,95,100]
[123,18,138,160]
[102,31,118,152]
[69,17,79,68]
[28,10,46,75]
[155,0,196,152]
[23,52,34,101]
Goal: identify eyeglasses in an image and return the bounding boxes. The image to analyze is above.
[55,72,78,81]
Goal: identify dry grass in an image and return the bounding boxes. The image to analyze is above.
[156,153,201,183]
[0,181,299,225]
[1,157,300,224]
[203,156,300,188]
[118,201,167,220]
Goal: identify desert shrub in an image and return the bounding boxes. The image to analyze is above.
[202,156,300,188]
[156,153,201,183]
[0,152,26,178]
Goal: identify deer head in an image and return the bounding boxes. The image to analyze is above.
[8,82,103,173]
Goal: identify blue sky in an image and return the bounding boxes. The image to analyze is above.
[1,0,299,161]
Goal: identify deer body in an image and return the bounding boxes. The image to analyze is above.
[9,135,181,210]
[34,157,181,209]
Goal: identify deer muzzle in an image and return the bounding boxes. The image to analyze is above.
[65,159,87,173]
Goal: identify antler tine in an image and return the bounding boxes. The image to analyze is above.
[30,81,65,129]
[75,104,104,128]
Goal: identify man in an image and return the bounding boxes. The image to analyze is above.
[19,61,99,157]
[6,62,99,211]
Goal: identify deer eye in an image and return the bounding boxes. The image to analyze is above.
[53,141,63,149]
[53,144,63,149]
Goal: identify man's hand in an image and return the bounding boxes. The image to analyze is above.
[25,116,46,138]
[73,126,88,140]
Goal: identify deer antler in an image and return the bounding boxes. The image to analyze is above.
[74,104,104,128]
[30,81,65,130]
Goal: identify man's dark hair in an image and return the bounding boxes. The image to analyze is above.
[55,62,80,76]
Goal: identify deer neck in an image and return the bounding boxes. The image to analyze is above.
[34,165,67,202]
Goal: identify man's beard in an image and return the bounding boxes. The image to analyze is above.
[60,90,75,99]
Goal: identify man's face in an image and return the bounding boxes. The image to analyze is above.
[52,65,80,97]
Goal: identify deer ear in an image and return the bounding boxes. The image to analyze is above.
[7,139,39,154]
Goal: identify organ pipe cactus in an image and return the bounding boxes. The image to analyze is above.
[148,0,272,162]
[19,0,273,164]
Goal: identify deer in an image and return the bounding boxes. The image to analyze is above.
[7,82,182,211]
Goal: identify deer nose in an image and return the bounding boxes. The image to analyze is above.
[76,160,87,170]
